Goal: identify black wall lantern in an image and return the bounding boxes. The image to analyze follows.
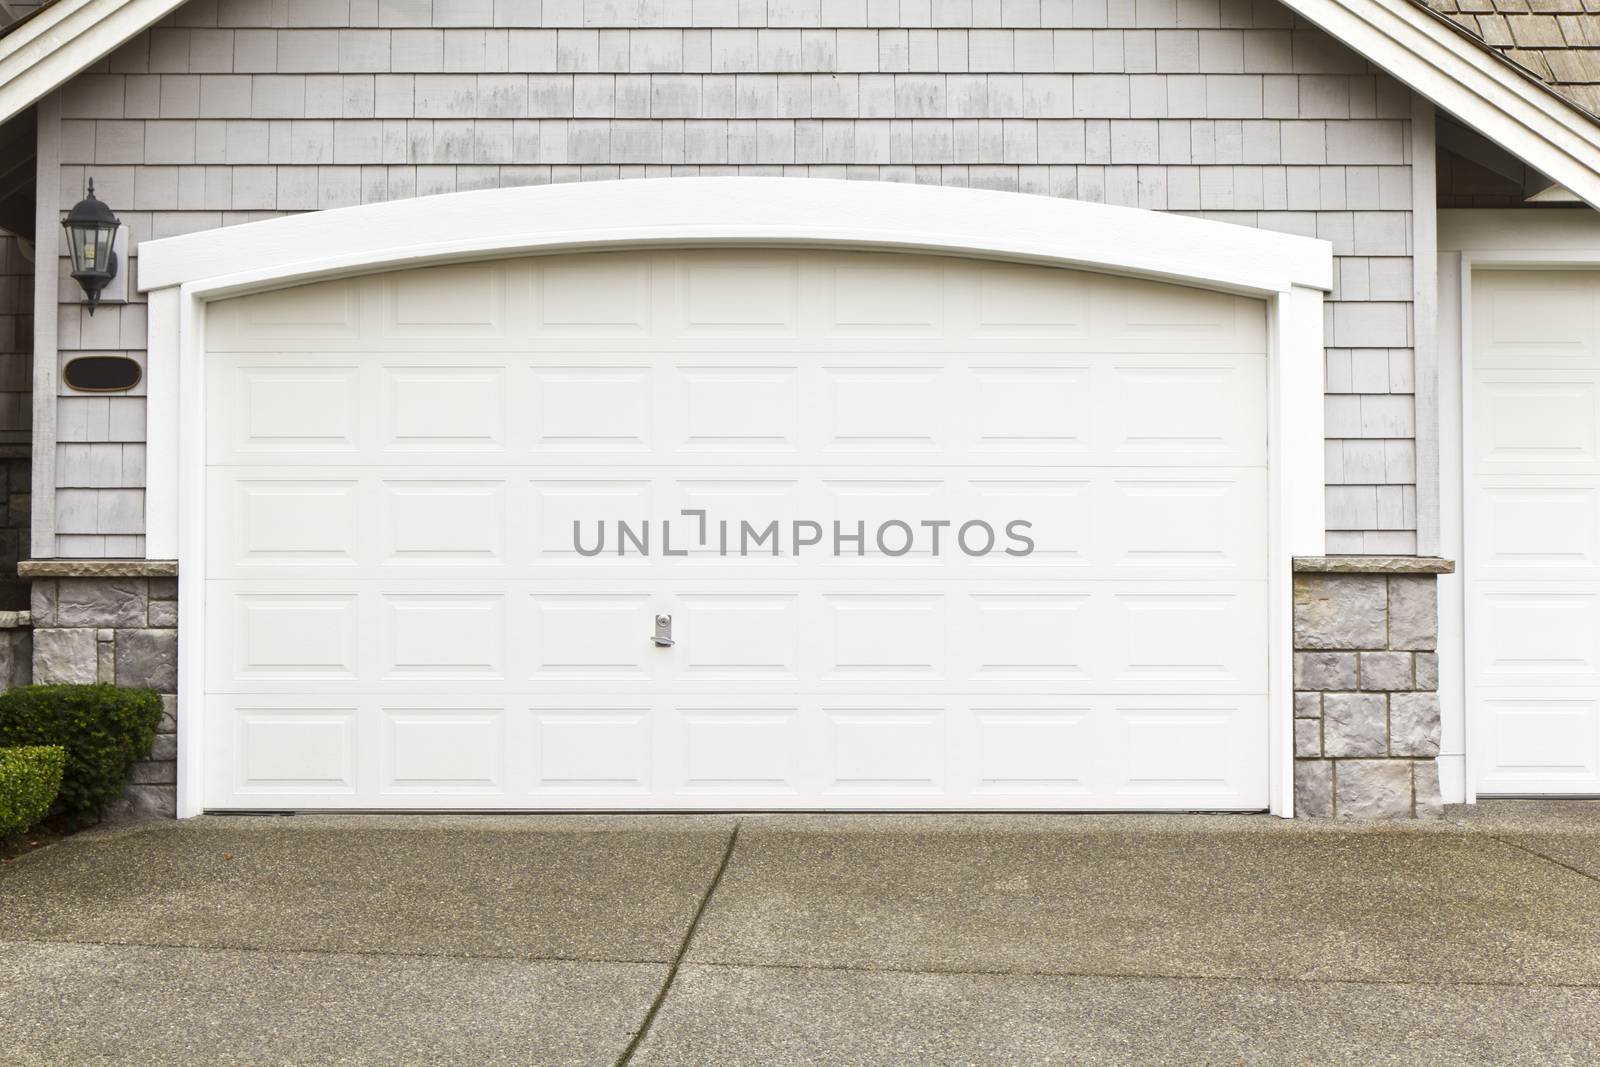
[62,179,121,315]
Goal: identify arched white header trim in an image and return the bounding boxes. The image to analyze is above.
[138,178,1332,299]
[135,178,1328,820]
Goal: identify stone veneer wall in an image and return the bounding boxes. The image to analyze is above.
[1293,557,1449,818]
[26,566,178,817]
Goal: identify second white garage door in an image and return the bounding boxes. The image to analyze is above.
[1470,269,1600,795]
[202,249,1269,810]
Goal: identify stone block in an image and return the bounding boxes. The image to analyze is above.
[1293,573,1386,650]
[1387,575,1437,651]
[1389,692,1441,757]
[1358,650,1413,691]
[7,631,30,687]
[149,733,178,761]
[1415,652,1438,691]
[1294,691,1321,718]
[159,693,178,733]
[1414,759,1443,818]
[32,628,98,685]
[1294,651,1357,691]
[96,634,115,684]
[1294,759,1333,817]
[148,599,178,627]
[114,628,178,692]
[1294,717,1321,757]
[29,579,57,627]
[1336,759,1413,818]
[115,784,177,820]
[150,577,178,601]
[131,759,177,785]
[56,578,149,627]
[1322,692,1386,756]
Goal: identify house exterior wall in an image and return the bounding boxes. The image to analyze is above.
[32,0,1444,818]
[40,0,1422,558]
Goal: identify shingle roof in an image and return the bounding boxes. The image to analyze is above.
[1422,0,1600,115]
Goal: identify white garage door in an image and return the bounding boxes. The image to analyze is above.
[1470,269,1600,795]
[202,249,1269,810]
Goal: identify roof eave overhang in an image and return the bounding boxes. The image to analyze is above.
[1277,0,1600,209]
[0,0,187,126]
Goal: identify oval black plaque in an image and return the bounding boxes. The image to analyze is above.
[63,355,141,393]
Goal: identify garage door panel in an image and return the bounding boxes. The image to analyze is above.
[1477,692,1600,793]
[1104,277,1265,348]
[379,593,509,681]
[210,589,361,683]
[209,361,364,456]
[533,254,654,338]
[206,278,365,351]
[531,365,656,453]
[380,704,508,797]
[205,466,1263,582]
[206,354,1265,470]
[529,704,654,797]
[526,593,661,682]
[1470,585,1600,685]
[665,704,807,798]
[380,261,513,341]
[1472,270,1599,369]
[825,257,948,338]
[379,480,509,566]
[203,694,1268,809]
[208,579,1263,696]
[209,474,364,569]
[1106,587,1268,686]
[1471,271,1600,796]
[667,366,799,455]
[1104,356,1266,461]
[205,249,1270,811]
[381,364,511,452]
[207,697,362,801]
[1471,479,1600,577]
[1112,696,1267,801]
[1474,371,1600,472]
[204,254,1267,356]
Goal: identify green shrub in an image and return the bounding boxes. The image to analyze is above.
[0,685,163,821]
[0,745,67,839]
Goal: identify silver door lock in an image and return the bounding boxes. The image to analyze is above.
[652,613,674,647]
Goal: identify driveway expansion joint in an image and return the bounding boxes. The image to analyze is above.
[615,821,741,1067]
[1488,833,1600,889]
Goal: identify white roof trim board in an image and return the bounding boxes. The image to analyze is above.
[1,0,1599,208]
[0,0,185,125]
[1275,0,1600,209]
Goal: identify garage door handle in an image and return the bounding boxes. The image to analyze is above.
[652,613,675,647]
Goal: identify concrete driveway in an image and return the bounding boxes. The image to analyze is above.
[3,805,1600,1065]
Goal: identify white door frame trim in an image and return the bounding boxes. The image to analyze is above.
[135,178,1331,819]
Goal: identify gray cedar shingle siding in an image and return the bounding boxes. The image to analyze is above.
[49,0,1420,556]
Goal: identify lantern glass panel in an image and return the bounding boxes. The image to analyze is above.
[67,221,116,276]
